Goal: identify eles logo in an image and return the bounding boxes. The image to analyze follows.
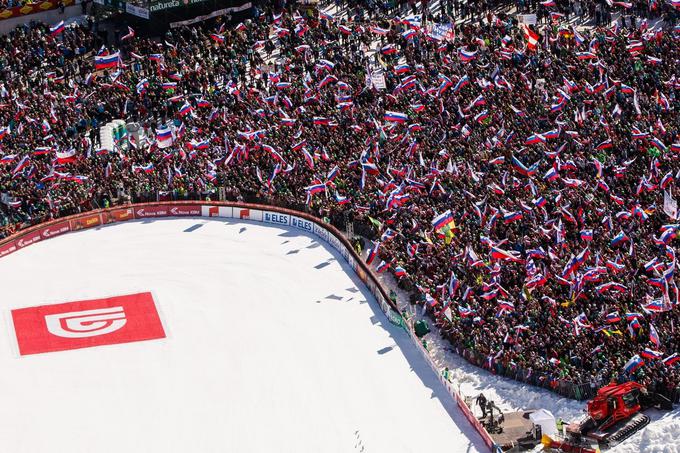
[45,306,127,338]
[264,212,289,225]
[11,292,165,355]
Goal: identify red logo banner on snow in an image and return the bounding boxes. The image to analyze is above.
[12,292,166,355]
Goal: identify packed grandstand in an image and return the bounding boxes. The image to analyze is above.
[0,0,679,419]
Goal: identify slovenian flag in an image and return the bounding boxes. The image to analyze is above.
[179,101,193,116]
[56,149,77,164]
[576,52,597,60]
[605,311,621,323]
[474,110,489,123]
[394,266,407,278]
[381,44,398,55]
[453,75,470,93]
[156,126,172,142]
[94,52,119,70]
[431,210,454,232]
[641,348,663,360]
[334,191,349,205]
[458,48,477,62]
[596,139,613,150]
[394,64,410,74]
[649,324,661,348]
[366,242,380,265]
[210,33,225,44]
[662,353,680,367]
[525,134,546,145]
[643,300,665,313]
[610,230,629,247]
[384,111,408,123]
[50,21,65,36]
[623,354,645,373]
[402,29,417,40]
[376,260,391,273]
[319,10,334,21]
[581,229,593,241]
[306,181,326,196]
[134,163,154,173]
[596,282,628,294]
[491,247,522,262]
[11,156,30,175]
[625,312,643,321]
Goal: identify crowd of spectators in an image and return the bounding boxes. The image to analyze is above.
[0,0,679,396]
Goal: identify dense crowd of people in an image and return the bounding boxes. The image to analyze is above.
[0,0,679,397]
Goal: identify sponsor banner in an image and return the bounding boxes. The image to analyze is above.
[70,213,102,231]
[263,211,290,226]
[39,221,70,239]
[105,207,135,223]
[233,207,262,221]
[0,239,17,258]
[0,0,75,22]
[327,234,346,259]
[201,205,232,218]
[169,2,252,28]
[313,222,330,242]
[134,205,169,218]
[290,215,314,233]
[168,205,201,216]
[125,2,149,18]
[135,205,200,218]
[16,231,43,249]
[11,292,166,356]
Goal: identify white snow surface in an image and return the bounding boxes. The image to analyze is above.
[0,218,487,453]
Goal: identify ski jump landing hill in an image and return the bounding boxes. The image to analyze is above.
[0,201,500,452]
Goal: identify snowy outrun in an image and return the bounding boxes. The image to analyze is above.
[0,218,487,453]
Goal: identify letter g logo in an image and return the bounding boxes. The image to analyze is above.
[45,307,127,338]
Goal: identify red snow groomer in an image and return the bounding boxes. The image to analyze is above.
[543,382,672,451]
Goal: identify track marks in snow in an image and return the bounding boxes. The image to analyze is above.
[354,430,366,452]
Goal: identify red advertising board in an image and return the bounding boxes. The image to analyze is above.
[457,397,495,449]
[134,205,169,218]
[0,239,17,258]
[167,205,201,216]
[39,221,70,240]
[70,213,101,231]
[134,204,201,219]
[11,292,166,356]
[16,230,42,249]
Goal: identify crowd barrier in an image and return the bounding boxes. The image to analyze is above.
[0,201,501,452]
